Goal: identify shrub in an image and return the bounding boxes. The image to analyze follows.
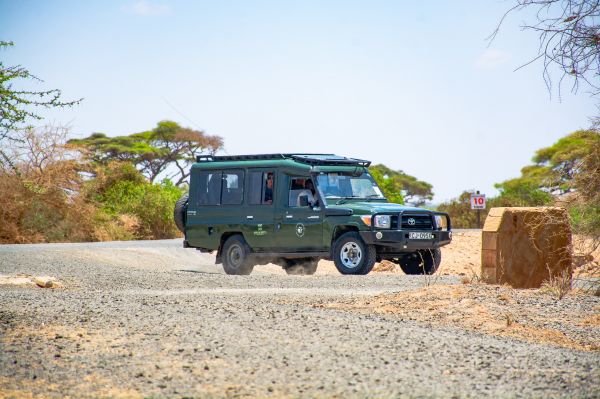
[86,162,183,239]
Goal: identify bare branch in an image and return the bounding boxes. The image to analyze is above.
[490,0,600,98]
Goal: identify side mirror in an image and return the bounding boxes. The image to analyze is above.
[299,195,309,207]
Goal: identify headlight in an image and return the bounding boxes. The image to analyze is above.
[434,215,444,229]
[374,215,391,229]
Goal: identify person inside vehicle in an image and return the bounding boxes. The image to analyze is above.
[264,172,274,204]
[296,179,316,206]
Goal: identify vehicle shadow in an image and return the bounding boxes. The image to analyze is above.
[176,269,223,275]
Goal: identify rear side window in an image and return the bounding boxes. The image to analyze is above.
[222,170,244,205]
[248,171,275,205]
[197,171,222,205]
[197,169,245,206]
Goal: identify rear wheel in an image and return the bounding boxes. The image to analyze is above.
[397,249,441,275]
[222,235,254,275]
[332,232,376,275]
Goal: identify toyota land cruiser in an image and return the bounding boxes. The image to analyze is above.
[174,154,452,275]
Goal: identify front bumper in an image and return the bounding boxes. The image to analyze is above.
[359,230,452,250]
[359,210,452,252]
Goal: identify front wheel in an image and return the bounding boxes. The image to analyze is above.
[332,232,376,275]
[222,235,254,275]
[397,249,441,275]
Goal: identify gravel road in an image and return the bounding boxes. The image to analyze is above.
[1,239,598,398]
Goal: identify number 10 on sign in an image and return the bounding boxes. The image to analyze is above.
[471,194,486,210]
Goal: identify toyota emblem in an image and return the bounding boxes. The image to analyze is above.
[407,218,416,226]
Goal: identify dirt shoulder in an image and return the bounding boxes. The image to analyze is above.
[321,283,600,352]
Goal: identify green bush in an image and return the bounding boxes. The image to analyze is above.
[99,177,182,239]
[82,162,183,240]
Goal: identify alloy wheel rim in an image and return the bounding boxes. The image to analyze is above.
[340,242,362,268]
[229,244,243,268]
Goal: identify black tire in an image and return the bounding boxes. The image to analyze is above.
[173,193,189,233]
[332,232,376,275]
[397,249,441,275]
[283,258,319,275]
[222,235,254,275]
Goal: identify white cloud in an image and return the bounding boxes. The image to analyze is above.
[474,49,511,70]
[122,1,171,16]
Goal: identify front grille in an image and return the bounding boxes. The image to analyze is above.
[401,214,433,230]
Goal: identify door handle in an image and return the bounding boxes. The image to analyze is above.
[285,215,293,219]
[246,215,254,219]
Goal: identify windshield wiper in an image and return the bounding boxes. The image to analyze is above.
[336,196,360,205]
[365,194,384,201]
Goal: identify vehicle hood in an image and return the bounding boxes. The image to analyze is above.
[326,201,428,215]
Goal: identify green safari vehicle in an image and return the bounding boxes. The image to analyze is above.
[174,154,452,275]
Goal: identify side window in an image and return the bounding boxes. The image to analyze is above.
[248,171,275,205]
[221,170,244,205]
[288,177,316,207]
[198,171,222,206]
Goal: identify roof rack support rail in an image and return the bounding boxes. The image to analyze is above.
[195,153,371,167]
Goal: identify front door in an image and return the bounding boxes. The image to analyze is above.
[276,175,324,251]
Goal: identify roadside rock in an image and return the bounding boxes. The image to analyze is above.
[33,276,58,288]
[482,207,572,288]
[0,275,60,288]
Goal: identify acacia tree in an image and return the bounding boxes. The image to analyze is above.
[0,41,81,166]
[369,164,433,206]
[495,129,599,199]
[491,1,600,97]
[69,120,223,184]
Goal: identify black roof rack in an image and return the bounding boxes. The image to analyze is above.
[195,153,371,167]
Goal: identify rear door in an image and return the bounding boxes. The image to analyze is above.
[186,168,244,249]
[241,169,278,250]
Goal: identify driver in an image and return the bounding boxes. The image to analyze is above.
[296,179,316,206]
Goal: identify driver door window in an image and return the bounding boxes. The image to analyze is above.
[288,177,317,207]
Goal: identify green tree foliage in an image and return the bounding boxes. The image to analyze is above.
[369,164,433,206]
[530,130,600,192]
[439,130,600,229]
[69,120,223,184]
[493,177,553,207]
[569,139,600,241]
[495,130,599,204]
[84,161,184,239]
[0,41,81,162]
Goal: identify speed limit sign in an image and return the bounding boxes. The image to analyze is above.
[471,194,486,209]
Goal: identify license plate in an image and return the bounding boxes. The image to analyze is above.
[409,232,434,240]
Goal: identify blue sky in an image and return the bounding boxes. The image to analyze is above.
[1,0,595,202]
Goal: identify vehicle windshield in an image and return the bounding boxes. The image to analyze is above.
[316,172,385,201]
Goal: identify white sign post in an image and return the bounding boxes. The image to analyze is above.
[470,193,486,228]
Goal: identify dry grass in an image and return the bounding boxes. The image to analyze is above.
[540,268,573,299]
[320,284,600,351]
